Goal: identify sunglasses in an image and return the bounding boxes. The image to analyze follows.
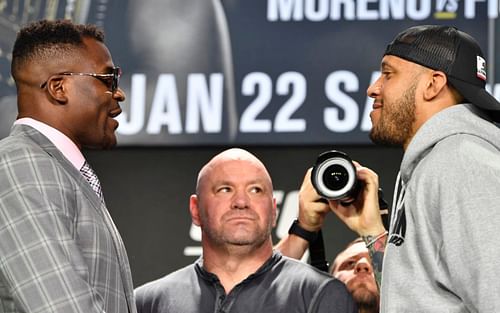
[40,66,122,93]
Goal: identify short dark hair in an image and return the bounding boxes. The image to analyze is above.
[11,19,104,78]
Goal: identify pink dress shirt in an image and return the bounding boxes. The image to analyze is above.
[14,118,85,170]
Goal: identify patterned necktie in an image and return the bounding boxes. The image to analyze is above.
[80,161,104,200]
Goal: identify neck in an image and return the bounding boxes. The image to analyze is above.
[202,240,273,294]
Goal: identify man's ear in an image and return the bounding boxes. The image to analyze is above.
[46,76,68,104]
[272,197,277,227]
[190,194,202,227]
[423,71,448,101]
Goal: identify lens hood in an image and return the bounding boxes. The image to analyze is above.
[311,150,359,203]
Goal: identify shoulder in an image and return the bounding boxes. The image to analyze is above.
[0,138,50,191]
[0,126,55,172]
[135,264,197,302]
[421,133,500,182]
[0,141,64,193]
[271,254,337,286]
[0,127,75,188]
[264,255,355,311]
[308,279,357,312]
[0,131,43,158]
[411,104,500,176]
[273,257,355,312]
[135,264,202,313]
[434,132,498,159]
[410,132,500,214]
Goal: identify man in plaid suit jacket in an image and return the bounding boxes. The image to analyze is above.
[0,20,136,313]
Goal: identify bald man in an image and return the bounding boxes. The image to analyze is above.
[135,148,356,313]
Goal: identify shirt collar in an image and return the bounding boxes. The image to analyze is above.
[14,118,85,170]
[195,251,282,283]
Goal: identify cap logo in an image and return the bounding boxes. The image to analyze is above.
[476,56,486,81]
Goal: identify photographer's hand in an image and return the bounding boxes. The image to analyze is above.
[329,162,387,289]
[298,168,331,232]
[329,162,385,236]
[275,168,330,259]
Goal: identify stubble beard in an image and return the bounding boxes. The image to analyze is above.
[352,287,379,312]
[221,224,271,247]
[369,83,417,147]
[203,213,273,249]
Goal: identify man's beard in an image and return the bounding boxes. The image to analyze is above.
[202,210,273,248]
[351,283,379,312]
[369,82,417,147]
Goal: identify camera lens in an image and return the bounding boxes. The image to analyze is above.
[311,150,359,202]
[322,164,349,191]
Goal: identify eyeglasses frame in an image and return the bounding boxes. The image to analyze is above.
[40,66,122,93]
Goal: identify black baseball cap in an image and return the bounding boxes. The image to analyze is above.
[384,25,500,122]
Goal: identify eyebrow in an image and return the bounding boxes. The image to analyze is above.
[214,178,268,186]
[380,60,395,70]
[98,65,116,74]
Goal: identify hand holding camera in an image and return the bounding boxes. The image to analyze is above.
[310,150,389,232]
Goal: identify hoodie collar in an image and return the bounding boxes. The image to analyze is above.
[400,103,496,183]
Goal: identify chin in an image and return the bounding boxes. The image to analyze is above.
[103,140,118,150]
[101,133,118,149]
[225,233,257,245]
[351,286,379,309]
[85,139,116,150]
[225,231,268,247]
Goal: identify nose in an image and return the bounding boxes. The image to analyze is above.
[113,87,126,102]
[355,257,372,274]
[231,190,249,210]
[366,76,382,99]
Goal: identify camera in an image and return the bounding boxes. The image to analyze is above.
[311,150,360,204]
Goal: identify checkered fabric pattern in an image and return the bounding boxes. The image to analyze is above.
[80,161,104,200]
[0,125,136,313]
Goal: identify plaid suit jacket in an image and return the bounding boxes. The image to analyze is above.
[0,125,136,313]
